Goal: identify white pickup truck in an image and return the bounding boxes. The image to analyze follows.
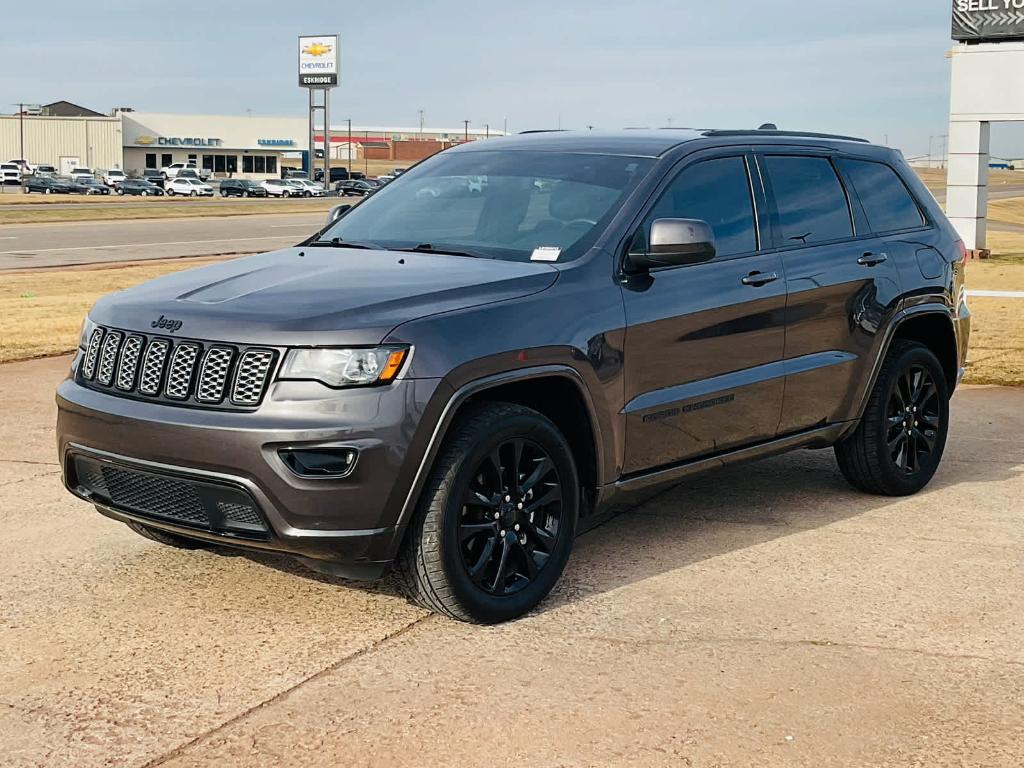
[160,162,211,181]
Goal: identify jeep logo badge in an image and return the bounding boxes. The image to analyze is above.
[151,315,183,333]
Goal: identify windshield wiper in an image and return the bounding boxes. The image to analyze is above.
[309,237,377,249]
[398,243,480,258]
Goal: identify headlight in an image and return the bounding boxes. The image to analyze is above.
[279,346,409,387]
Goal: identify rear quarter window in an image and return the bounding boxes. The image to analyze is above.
[761,155,852,245]
[838,158,925,233]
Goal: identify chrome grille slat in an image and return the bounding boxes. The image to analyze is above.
[138,338,170,395]
[82,328,105,380]
[165,343,201,400]
[115,334,144,391]
[231,349,275,405]
[79,326,275,409]
[196,346,234,403]
[96,331,123,386]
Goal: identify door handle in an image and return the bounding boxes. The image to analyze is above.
[741,271,778,287]
[857,252,888,266]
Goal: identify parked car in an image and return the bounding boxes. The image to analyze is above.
[23,175,74,194]
[165,177,214,197]
[142,169,166,188]
[56,128,970,623]
[102,169,127,187]
[219,179,269,198]
[7,159,33,176]
[69,167,95,179]
[34,164,57,175]
[161,162,211,181]
[71,176,111,195]
[117,179,165,196]
[313,167,351,184]
[261,178,300,197]
[335,179,377,197]
[290,178,327,197]
[1,163,21,185]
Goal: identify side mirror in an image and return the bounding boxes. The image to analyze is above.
[627,218,716,271]
[326,204,352,226]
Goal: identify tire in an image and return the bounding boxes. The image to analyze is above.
[124,520,209,550]
[190,190,197,197]
[397,402,579,623]
[835,339,950,496]
[166,188,174,196]
[44,188,51,195]
[242,190,248,198]
[22,186,29,194]
[116,187,124,195]
[140,190,148,196]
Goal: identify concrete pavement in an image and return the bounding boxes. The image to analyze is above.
[1,355,1022,767]
[0,212,326,270]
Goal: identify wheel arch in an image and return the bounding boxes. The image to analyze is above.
[395,366,605,532]
[850,306,959,428]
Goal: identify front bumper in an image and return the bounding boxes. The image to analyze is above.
[57,359,444,578]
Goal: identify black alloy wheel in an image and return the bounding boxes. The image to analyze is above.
[835,340,949,495]
[399,402,579,623]
[886,364,941,475]
[458,437,564,596]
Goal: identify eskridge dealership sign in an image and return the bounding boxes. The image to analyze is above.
[298,35,340,87]
[953,0,1024,42]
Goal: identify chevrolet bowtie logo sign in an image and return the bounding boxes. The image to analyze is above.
[135,135,156,145]
[302,42,332,57]
[299,34,340,88]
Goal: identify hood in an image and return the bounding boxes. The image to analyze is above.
[90,247,559,346]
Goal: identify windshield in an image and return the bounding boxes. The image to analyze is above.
[318,150,653,262]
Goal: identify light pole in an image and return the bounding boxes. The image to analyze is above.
[346,118,352,168]
[485,123,490,138]
[463,120,470,142]
[418,109,424,138]
[503,116,508,135]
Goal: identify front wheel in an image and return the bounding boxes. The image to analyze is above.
[398,402,578,623]
[166,188,174,196]
[835,340,949,496]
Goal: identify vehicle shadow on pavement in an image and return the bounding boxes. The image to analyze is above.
[231,431,1021,615]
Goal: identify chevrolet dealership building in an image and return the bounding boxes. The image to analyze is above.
[1,107,500,180]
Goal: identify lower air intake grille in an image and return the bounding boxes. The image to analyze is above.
[71,454,269,538]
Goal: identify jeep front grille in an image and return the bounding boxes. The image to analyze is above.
[78,325,278,409]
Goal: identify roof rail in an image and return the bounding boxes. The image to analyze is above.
[705,129,869,143]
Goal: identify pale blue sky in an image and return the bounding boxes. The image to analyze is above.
[2,0,1016,158]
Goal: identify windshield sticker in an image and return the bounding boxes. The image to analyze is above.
[530,246,561,262]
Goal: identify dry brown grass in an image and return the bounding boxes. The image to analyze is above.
[0,257,233,363]
[987,197,1024,226]
[0,198,337,225]
[912,167,1023,193]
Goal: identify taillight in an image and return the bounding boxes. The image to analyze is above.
[954,240,967,263]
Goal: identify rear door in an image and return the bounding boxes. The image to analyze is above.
[757,151,904,433]
[621,151,787,473]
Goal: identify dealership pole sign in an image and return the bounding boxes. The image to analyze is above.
[953,0,1024,42]
[298,35,340,88]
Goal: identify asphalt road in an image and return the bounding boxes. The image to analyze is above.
[2,355,1022,767]
[0,212,327,270]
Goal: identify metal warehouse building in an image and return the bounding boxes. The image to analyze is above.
[0,113,122,174]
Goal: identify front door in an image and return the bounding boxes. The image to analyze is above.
[621,153,787,474]
[756,152,906,433]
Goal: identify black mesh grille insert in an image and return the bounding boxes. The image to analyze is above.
[71,454,269,538]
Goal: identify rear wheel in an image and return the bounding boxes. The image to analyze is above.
[398,402,578,623]
[835,340,949,496]
[166,188,174,196]
[124,520,209,549]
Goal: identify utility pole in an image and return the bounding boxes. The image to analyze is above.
[463,120,470,142]
[485,123,490,138]
[928,135,934,168]
[364,130,368,176]
[346,118,352,167]
[503,116,508,135]
[16,103,25,163]
[418,109,424,137]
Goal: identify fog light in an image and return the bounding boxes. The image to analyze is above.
[279,448,358,478]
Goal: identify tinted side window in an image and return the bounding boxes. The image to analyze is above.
[645,156,757,257]
[762,156,852,245]
[838,159,924,233]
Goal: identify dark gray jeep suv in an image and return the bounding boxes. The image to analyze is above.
[57,129,970,622]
